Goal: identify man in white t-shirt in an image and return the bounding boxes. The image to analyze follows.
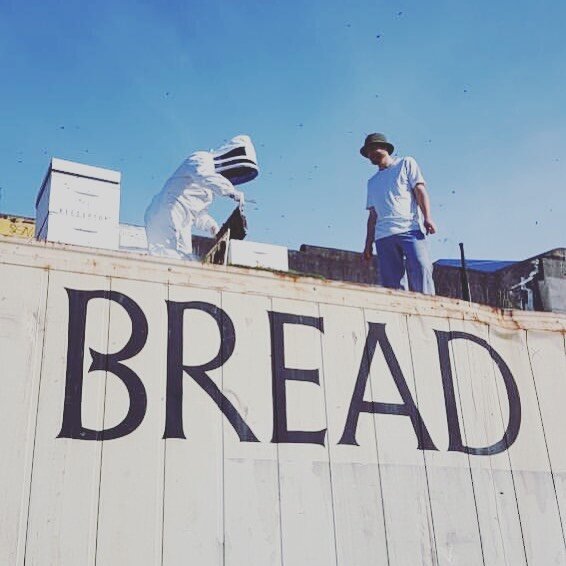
[361,133,436,295]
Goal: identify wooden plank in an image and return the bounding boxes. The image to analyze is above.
[94,278,167,565]
[447,318,526,566]
[221,292,282,566]
[320,303,389,566]
[0,265,47,565]
[25,271,110,566]
[487,325,566,564]
[270,297,337,566]
[532,330,566,536]
[364,309,438,566]
[527,328,566,543]
[406,314,484,566]
[161,284,224,566]
[525,329,566,549]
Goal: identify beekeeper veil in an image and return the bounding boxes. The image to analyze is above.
[213,135,259,186]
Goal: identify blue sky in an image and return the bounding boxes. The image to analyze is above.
[0,0,564,260]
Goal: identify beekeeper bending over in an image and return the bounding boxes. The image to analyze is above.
[145,134,258,259]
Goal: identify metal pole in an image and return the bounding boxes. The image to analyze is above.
[459,242,471,302]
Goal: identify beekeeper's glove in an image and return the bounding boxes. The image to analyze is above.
[232,190,245,208]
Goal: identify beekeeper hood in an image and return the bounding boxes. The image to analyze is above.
[213,135,259,186]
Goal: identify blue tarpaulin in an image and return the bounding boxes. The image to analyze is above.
[434,259,517,273]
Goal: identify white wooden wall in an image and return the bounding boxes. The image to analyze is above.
[1,238,565,566]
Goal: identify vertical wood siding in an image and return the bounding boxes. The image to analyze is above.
[1,241,565,566]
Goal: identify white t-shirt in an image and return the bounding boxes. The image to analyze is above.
[366,156,425,240]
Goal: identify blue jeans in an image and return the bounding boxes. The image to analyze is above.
[375,230,435,295]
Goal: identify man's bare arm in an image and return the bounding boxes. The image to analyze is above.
[363,207,377,260]
[413,183,437,234]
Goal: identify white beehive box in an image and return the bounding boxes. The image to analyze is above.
[119,223,148,253]
[227,239,288,271]
[35,158,121,250]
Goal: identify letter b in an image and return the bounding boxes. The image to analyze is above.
[57,289,148,441]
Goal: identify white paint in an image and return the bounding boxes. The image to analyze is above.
[0,237,565,565]
[35,158,121,250]
[488,326,566,564]
[0,265,47,566]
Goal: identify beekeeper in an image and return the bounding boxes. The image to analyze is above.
[145,135,258,259]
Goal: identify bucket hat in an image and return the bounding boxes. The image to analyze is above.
[360,133,394,157]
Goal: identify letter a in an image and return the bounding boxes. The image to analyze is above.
[339,322,437,450]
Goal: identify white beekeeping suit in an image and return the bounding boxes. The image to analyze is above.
[145,135,257,259]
